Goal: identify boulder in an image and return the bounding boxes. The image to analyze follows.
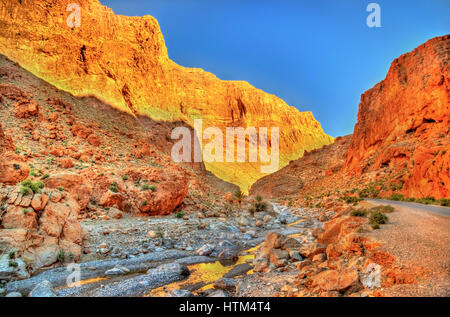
[43,173,93,209]
[29,280,57,297]
[0,256,30,281]
[311,269,360,292]
[196,244,215,256]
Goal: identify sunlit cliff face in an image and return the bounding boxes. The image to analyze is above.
[0,0,333,192]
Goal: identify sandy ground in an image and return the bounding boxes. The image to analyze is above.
[367,200,450,297]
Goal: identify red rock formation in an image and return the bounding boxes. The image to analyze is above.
[0,186,84,271]
[0,123,29,185]
[345,35,449,199]
[0,0,333,191]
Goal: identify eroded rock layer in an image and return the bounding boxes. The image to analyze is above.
[344,35,449,199]
[0,0,333,191]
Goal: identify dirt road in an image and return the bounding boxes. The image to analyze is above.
[365,199,450,296]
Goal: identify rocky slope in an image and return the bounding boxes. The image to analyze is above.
[250,135,352,198]
[0,53,238,272]
[0,0,333,192]
[344,35,449,199]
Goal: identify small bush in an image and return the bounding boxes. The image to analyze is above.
[109,182,119,193]
[250,195,267,214]
[388,193,404,201]
[234,189,243,204]
[20,179,44,194]
[57,250,65,263]
[350,208,368,217]
[8,260,18,268]
[8,251,15,260]
[122,175,129,181]
[142,184,156,192]
[438,198,450,207]
[41,174,49,180]
[20,186,30,195]
[341,196,363,204]
[175,211,185,219]
[370,211,388,227]
[415,197,435,205]
[30,181,44,193]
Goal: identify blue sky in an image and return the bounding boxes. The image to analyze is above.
[100,0,449,137]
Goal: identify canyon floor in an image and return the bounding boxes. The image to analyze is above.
[3,199,449,297]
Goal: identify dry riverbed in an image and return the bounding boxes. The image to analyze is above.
[1,203,322,297]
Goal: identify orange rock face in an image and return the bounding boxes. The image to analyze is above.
[0,186,84,271]
[0,123,29,185]
[0,0,333,192]
[345,35,450,199]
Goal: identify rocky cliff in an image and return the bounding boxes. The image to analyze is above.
[0,0,333,192]
[251,35,449,201]
[345,35,449,199]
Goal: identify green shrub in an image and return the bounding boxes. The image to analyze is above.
[8,251,15,260]
[370,211,388,226]
[122,175,129,181]
[350,208,368,217]
[109,182,119,193]
[175,211,185,219]
[30,181,44,193]
[20,186,30,195]
[142,184,156,192]
[340,196,363,204]
[438,198,450,207]
[388,193,404,201]
[8,260,18,268]
[20,179,44,194]
[234,189,243,202]
[57,250,65,263]
[41,174,50,180]
[251,195,267,213]
[415,197,435,205]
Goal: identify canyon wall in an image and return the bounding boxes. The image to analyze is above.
[345,35,449,199]
[0,0,333,191]
[251,36,449,200]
